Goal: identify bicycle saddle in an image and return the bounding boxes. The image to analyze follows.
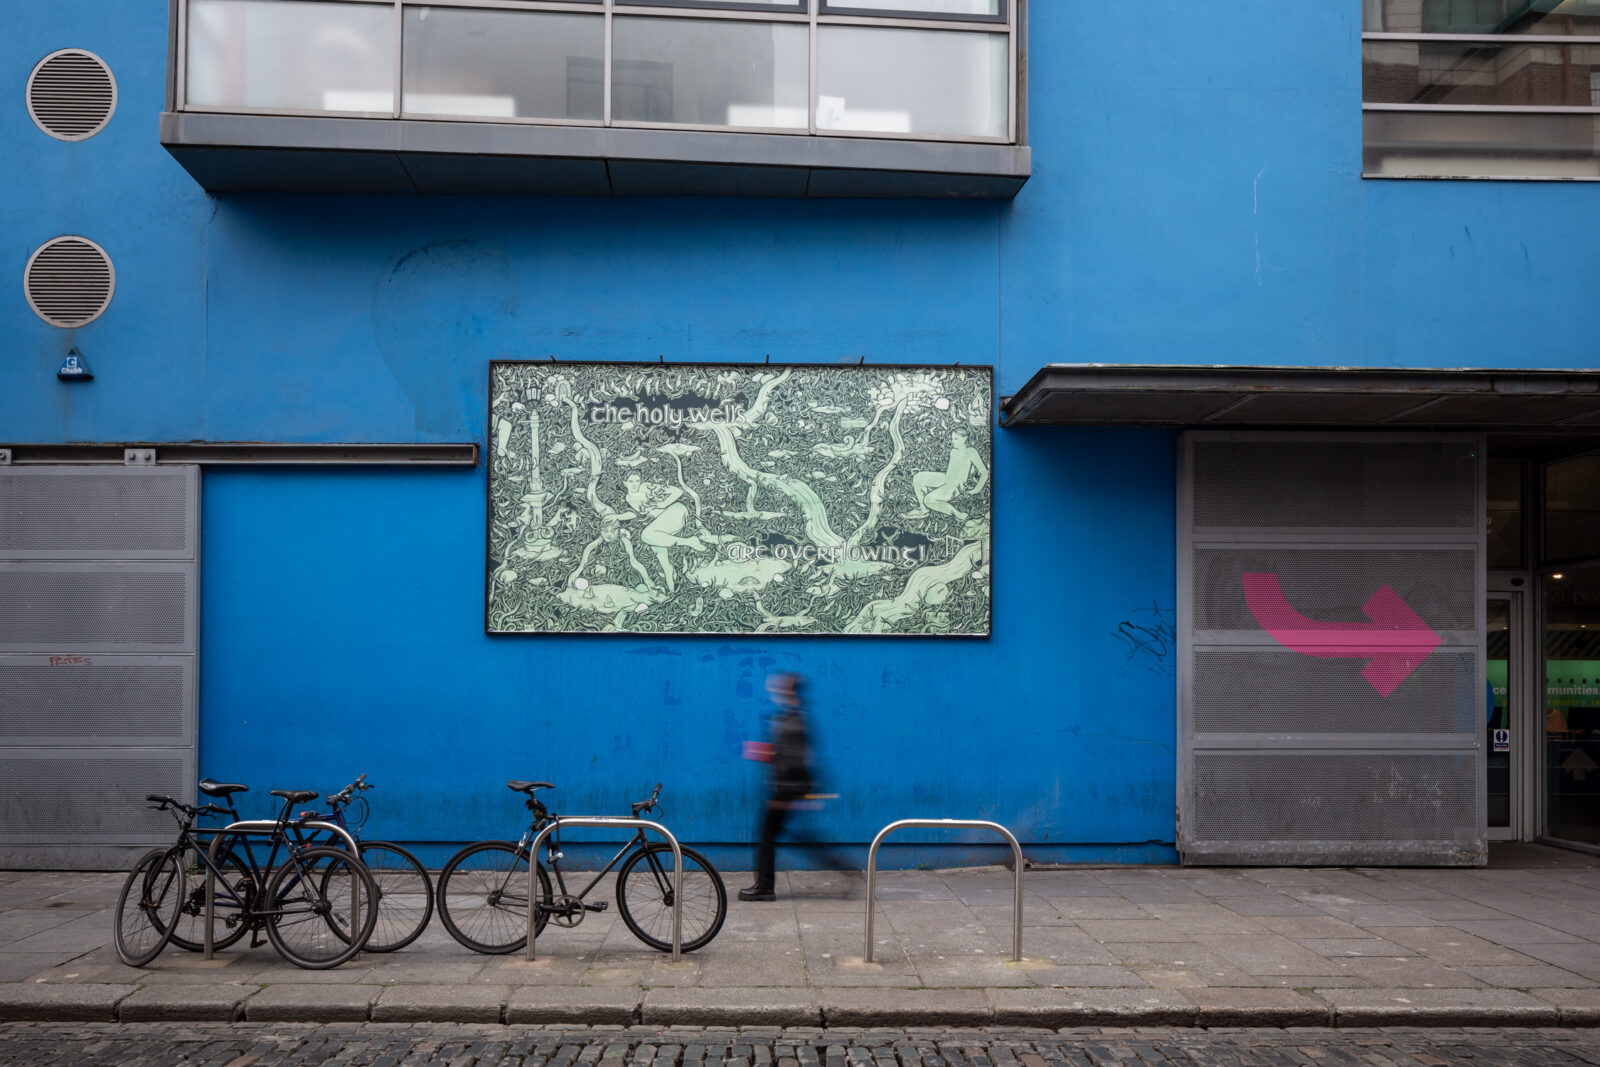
[507,780,554,793]
[270,789,319,805]
[198,779,248,798]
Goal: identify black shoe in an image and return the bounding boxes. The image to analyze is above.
[738,884,776,902]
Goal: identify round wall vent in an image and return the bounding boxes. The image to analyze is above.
[27,49,118,141]
[25,237,115,328]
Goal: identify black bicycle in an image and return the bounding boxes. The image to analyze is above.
[300,775,434,952]
[113,789,379,970]
[435,781,727,954]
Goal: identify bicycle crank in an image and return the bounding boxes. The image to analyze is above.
[544,894,586,928]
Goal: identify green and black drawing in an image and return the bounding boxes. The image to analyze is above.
[486,363,992,636]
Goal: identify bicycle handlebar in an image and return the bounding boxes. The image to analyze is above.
[326,773,371,806]
[630,782,664,816]
[145,795,229,818]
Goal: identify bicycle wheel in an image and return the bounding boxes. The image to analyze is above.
[263,846,378,969]
[437,840,551,954]
[346,841,433,952]
[166,839,257,952]
[615,843,727,953]
[114,848,182,967]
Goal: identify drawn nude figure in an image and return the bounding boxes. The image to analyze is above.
[908,431,989,521]
[624,474,715,594]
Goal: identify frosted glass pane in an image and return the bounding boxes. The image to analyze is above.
[611,17,808,129]
[186,0,395,113]
[817,26,1007,138]
[826,0,999,14]
[1364,111,1600,177]
[403,8,603,121]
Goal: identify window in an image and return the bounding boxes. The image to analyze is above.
[1362,0,1600,179]
[179,0,1016,143]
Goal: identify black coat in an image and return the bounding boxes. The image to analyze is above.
[770,708,814,801]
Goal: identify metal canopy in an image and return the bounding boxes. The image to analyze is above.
[159,113,1030,199]
[1001,365,1600,432]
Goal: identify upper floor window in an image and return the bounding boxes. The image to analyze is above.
[179,0,1016,144]
[1362,0,1600,179]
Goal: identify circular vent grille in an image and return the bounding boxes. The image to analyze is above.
[27,49,117,141]
[25,237,115,328]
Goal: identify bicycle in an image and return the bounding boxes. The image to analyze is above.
[298,774,434,952]
[113,787,380,970]
[435,781,727,955]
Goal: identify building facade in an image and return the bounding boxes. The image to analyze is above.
[4,0,1599,870]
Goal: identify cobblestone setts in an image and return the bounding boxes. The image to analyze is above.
[1,1024,1599,1067]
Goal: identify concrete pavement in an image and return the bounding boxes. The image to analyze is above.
[2,844,1599,1027]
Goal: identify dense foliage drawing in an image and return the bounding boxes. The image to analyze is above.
[487,363,992,636]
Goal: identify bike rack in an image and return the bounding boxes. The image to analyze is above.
[863,818,1024,963]
[203,819,362,960]
[526,817,684,962]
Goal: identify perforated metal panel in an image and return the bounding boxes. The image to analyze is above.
[0,466,198,868]
[1179,433,1485,866]
[1191,753,1480,849]
[0,467,194,558]
[0,752,188,843]
[1192,440,1478,530]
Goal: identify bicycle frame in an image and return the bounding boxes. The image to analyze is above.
[519,818,651,904]
[524,815,684,961]
[202,817,361,959]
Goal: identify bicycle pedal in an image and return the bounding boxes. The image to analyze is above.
[584,901,609,913]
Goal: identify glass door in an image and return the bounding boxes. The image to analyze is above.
[1543,568,1600,847]
[1487,594,1518,838]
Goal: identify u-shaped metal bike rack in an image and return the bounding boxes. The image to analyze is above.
[864,818,1024,963]
[203,819,363,960]
[526,817,684,962]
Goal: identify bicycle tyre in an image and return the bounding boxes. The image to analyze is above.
[615,842,727,953]
[166,839,257,952]
[336,841,433,952]
[263,846,379,969]
[437,840,551,954]
[114,848,182,967]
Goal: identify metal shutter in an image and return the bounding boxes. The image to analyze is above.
[0,466,198,869]
[1178,433,1485,866]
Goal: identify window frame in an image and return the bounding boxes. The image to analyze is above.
[175,0,1019,145]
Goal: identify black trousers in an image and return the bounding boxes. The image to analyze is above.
[752,798,792,890]
[752,797,852,889]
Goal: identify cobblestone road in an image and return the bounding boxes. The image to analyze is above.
[2,1024,1598,1066]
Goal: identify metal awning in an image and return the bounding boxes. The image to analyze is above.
[1001,365,1600,433]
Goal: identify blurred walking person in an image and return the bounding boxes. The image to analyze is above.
[740,671,817,902]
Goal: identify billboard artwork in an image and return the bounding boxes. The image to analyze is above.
[487,362,992,636]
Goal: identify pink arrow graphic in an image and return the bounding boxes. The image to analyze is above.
[1241,573,1442,697]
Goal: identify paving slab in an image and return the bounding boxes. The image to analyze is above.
[0,983,131,1021]
[244,984,378,1021]
[818,989,990,1026]
[1184,987,1329,1027]
[506,986,641,1024]
[990,987,1195,1026]
[369,983,509,1023]
[117,982,251,1021]
[4,852,1600,1028]
[642,988,819,1026]
[1317,986,1560,1026]
[1530,987,1600,1025]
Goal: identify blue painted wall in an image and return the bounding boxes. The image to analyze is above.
[8,0,1598,863]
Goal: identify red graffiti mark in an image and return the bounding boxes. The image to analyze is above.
[48,655,92,666]
[1241,573,1441,697]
